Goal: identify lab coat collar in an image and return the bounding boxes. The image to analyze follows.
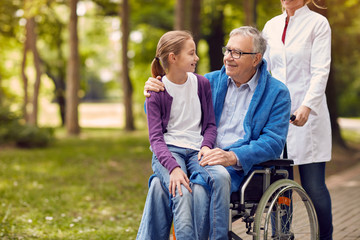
[282,4,311,19]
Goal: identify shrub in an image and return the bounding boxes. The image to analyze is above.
[14,124,54,148]
[0,107,54,148]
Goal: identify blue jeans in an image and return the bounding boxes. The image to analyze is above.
[298,162,333,240]
[137,145,210,239]
[137,146,234,240]
[151,145,207,239]
[136,176,172,240]
[193,165,232,240]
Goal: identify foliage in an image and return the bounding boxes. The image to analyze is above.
[0,129,153,239]
[0,0,359,130]
[328,0,360,116]
[0,107,54,148]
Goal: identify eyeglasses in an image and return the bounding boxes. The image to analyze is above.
[222,46,258,59]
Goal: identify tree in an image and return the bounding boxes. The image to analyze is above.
[120,0,135,131]
[66,0,80,135]
[205,6,225,71]
[38,5,67,126]
[190,0,201,46]
[174,0,186,30]
[243,0,257,26]
[21,0,43,126]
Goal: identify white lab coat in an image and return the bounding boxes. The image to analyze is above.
[262,5,332,165]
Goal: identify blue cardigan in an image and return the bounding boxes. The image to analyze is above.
[204,60,291,175]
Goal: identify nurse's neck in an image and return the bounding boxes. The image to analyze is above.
[286,4,304,18]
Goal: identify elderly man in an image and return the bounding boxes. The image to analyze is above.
[137,26,291,240]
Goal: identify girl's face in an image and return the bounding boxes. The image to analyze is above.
[173,39,199,73]
[281,0,305,12]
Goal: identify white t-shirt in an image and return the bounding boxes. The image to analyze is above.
[162,72,203,150]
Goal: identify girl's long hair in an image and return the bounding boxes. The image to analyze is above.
[151,31,193,78]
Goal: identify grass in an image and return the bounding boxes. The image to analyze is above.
[0,128,153,239]
[0,126,359,239]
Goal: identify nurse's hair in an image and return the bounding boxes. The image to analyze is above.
[305,0,326,9]
[229,26,267,56]
[282,0,326,10]
[151,30,193,78]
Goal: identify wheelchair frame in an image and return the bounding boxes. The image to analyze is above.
[228,159,319,240]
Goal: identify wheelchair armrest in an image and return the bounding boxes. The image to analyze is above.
[257,159,294,167]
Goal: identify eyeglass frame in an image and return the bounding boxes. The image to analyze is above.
[222,46,258,59]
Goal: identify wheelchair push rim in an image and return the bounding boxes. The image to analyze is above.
[253,179,319,240]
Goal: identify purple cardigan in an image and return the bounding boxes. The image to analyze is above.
[145,74,217,173]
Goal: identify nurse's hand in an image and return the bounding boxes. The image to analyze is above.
[169,167,192,197]
[143,76,165,97]
[291,105,311,126]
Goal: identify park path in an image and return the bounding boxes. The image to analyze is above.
[39,102,360,131]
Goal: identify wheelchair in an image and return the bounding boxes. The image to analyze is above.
[228,159,319,240]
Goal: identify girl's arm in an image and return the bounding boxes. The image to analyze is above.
[145,93,192,195]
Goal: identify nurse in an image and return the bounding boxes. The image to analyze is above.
[262,0,333,239]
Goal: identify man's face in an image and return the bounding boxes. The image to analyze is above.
[223,34,260,86]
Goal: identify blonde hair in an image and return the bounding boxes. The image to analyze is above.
[282,0,327,11]
[306,0,327,9]
[151,30,193,78]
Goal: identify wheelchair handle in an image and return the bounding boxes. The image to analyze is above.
[290,114,296,121]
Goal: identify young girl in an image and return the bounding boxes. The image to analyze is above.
[143,30,217,239]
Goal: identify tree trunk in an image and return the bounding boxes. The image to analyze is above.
[27,17,42,126]
[21,29,29,122]
[42,60,66,126]
[0,74,2,106]
[206,10,225,71]
[326,62,346,147]
[174,0,186,30]
[243,0,255,26]
[66,0,80,135]
[308,1,346,148]
[190,0,201,46]
[120,0,135,131]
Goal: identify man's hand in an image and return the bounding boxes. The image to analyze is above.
[144,76,165,97]
[291,105,311,126]
[199,148,237,167]
[169,167,192,197]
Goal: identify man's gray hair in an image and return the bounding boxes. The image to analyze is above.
[229,26,267,56]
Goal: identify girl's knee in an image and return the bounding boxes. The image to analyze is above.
[212,166,231,185]
[173,185,193,204]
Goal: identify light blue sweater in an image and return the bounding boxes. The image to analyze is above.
[204,60,291,175]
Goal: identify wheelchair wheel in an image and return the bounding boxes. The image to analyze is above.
[253,179,318,240]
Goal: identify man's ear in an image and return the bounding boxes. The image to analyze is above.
[252,53,262,67]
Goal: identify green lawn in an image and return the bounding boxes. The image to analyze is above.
[0,129,153,239]
[1,126,359,239]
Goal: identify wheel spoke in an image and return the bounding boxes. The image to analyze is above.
[253,179,318,240]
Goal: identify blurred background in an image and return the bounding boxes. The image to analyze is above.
[0,0,359,239]
[0,0,359,134]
